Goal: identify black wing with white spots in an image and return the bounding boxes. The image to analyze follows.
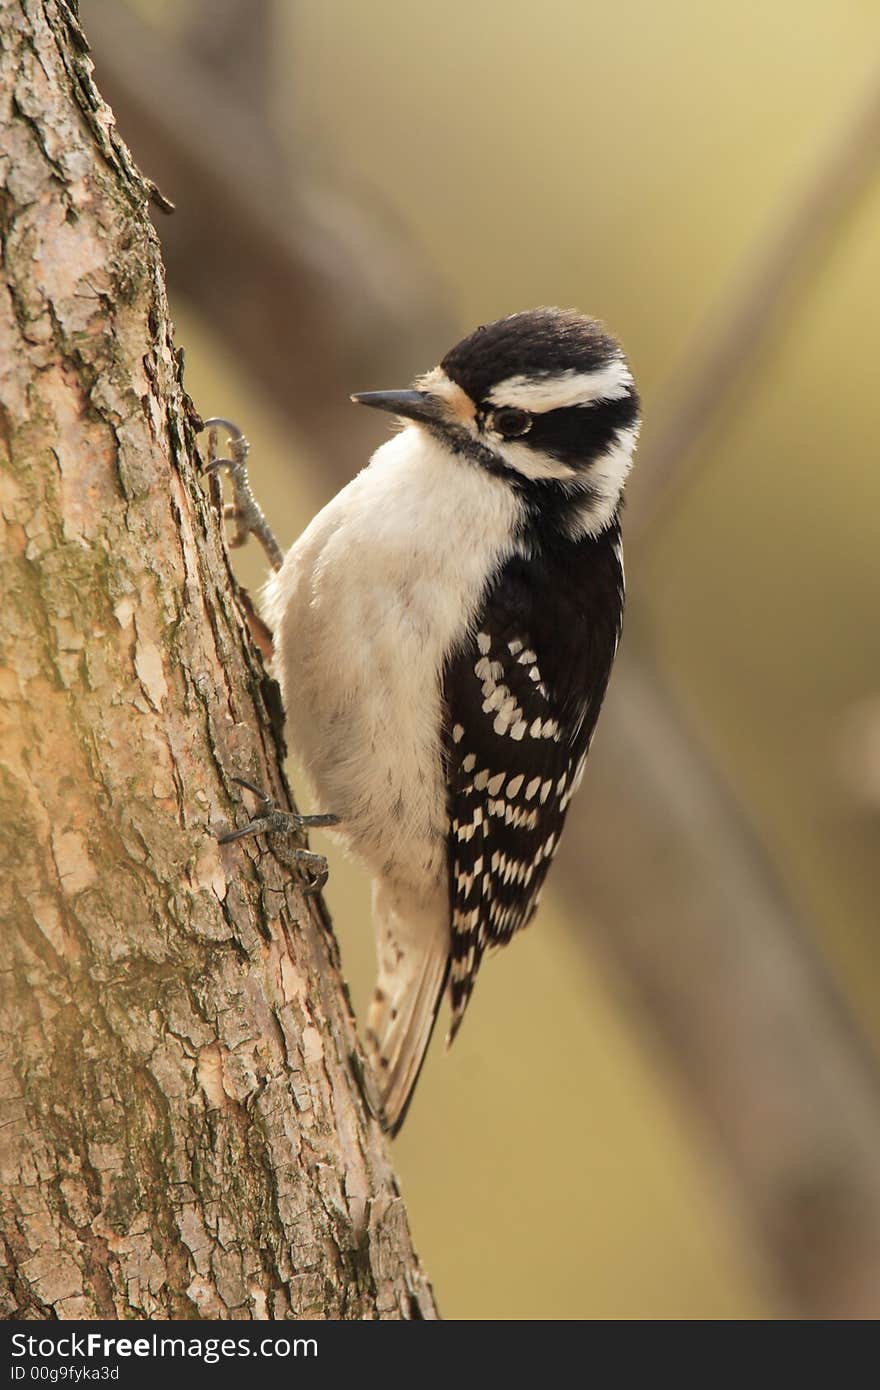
[442,522,624,1038]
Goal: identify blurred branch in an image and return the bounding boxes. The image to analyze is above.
[183,0,274,96]
[84,0,880,1317]
[630,66,880,537]
[82,0,453,472]
[835,698,880,813]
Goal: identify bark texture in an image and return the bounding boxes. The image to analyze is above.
[0,0,435,1320]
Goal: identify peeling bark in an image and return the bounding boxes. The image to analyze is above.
[0,0,435,1320]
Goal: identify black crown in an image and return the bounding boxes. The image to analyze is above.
[441,307,622,404]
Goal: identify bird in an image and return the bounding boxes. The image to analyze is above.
[217,307,640,1134]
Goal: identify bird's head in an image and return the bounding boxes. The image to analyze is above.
[352,307,640,538]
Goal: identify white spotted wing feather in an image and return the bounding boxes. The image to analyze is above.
[443,538,623,1037]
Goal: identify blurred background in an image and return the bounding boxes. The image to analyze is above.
[83,0,880,1318]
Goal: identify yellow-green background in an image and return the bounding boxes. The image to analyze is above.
[134,0,880,1318]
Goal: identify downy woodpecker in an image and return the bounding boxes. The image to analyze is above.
[215,307,640,1133]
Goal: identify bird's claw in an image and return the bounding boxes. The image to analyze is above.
[217,776,338,895]
[226,776,340,830]
[201,418,284,571]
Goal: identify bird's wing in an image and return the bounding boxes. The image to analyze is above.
[442,539,623,1039]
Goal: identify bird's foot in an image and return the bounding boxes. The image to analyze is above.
[218,776,339,895]
[201,418,284,572]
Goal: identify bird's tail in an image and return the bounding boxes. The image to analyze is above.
[365,878,449,1135]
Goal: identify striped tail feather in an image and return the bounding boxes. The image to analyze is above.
[365,878,450,1135]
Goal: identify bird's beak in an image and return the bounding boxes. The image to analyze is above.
[350,389,443,427]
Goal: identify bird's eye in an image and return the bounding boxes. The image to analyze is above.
[491,406,532,438]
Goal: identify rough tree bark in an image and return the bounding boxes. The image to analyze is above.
[0,0,436,1320]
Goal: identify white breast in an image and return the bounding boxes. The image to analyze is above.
[262,426,523,897]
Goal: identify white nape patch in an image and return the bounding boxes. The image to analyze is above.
[488,360,634,413]
[567,423,641,539]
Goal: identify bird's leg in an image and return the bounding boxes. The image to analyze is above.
[201,418,284,573]
[218,776,339,895]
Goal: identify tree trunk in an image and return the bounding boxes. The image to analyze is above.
[0,0,435,1321]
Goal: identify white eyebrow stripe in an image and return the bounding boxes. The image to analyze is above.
[487,361,634,412]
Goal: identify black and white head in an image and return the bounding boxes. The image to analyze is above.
[352,307,640,539]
